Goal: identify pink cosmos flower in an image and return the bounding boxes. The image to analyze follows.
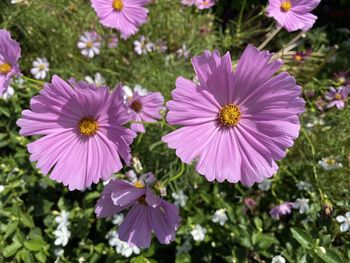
[196,0,215,9]
[95,179,180,248]
[267,0,320,32]
[17,76,136,190]
[269,202,294,219]
[162,45,305,186]
[325,86,350,110]
[0,29,21,95]
[181,0,196,6]
[91,0,150,39]
[122,85,164,133]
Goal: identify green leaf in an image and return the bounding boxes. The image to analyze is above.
[21,213,35,228]
[253,217,263,232]
[19,250,35,263]
[291,227,314,250]
[252,232,278,250]
[35,252,47,263]
[24,238,47,251]
[4,221,19,239]
[315,247,344,263]
[3,241,22,257]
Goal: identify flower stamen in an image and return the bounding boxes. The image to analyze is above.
[78,118,98,136]
[219,104,241,126]
[134,181,145,189]
[130,100,143,113]
[0,63,12,74]
[280,1,292,12]
[112,0,124,11]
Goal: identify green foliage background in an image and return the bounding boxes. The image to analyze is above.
[0,0,350,262]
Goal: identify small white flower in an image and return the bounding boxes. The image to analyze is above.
[336,212,350,232]
[176,238,192,255]
[77,32,101,58]
[318,157,343,171]
[2,86,15,100]
[176,44,190,58]
[53,248,64,257]
[212,209,228,226]
[54,226,71,247]
[112,214,124,226]
[78,257,86,263]
[106,231,140,257]
[191,224,206,241]
[271,255,286,263]
[258,179,272,191]
[172,190,188,208]
[296,181,312,191]
[11,0,28,4]
[0,185,5,193]
[132,157,143,173]
[293,198,310,214]
[134,84,148,96]
[133,36,154,55]
[55,210,70,229]
[30,58,49,80]
[85,72,106,87]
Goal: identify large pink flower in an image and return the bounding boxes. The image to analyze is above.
[91,0,149,39]
[0,29,21,95]
[95,179,180,248]
[162,45,305,186]
[267,0,320,32]
[17,76,136,190]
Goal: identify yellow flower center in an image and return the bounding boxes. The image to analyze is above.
[130,100,143,113]
[219,104,241,126]
[334,93,342,100]
[78,118,98,136]
[326,159,335,165]
[0,63,12,74]
[280,1,292,12]
[86,41,93,49]
[134,181,145,188]
[39,64,46,70]
[112,0,124,11]
[294,54,303,62]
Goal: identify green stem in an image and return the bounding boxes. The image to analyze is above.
[301,128,325,201]
[22,75,45,85]
[257,25,282,50]
[237,0,247,34]
[163,162,185,186]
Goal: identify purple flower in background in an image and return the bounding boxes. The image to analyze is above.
[162,45,305,186]
[334,71,349,86]
[181,0,196,6]
[95,179,181,248]
[267,0,320,32]
[107,34,119,48]
[325,86,350,110]
[0,29,21,95]
[196,0,215,9]
[122,85,164,133]
[269,202,294,219]
[91,0,149,39]
[17,76,136,190]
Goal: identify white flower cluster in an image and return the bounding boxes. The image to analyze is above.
[53,210,71,249]
[212,209,228,226]
[191,224,206,241]
[106,230,140,257]
[172,190,188,208]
